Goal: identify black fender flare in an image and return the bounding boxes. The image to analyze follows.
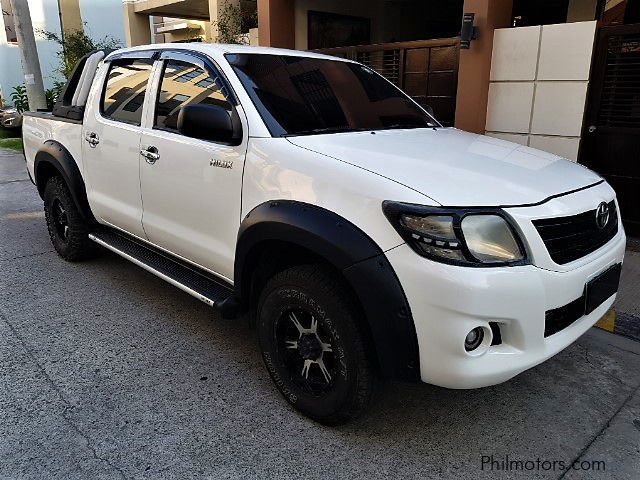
[34,140,93,222]
[235,200,420,382]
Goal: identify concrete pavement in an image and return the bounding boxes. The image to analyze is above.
[1,147,639,479]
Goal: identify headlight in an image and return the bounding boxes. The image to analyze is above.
[383,201,526,266]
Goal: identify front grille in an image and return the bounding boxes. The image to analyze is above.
[532,201,618,265]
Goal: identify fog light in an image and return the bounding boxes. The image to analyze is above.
[465,327,484,351]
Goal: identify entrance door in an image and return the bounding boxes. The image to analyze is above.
[580,24,640,235]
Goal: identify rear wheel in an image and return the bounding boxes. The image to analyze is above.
[44,176,96,261]
[257,265,375,425]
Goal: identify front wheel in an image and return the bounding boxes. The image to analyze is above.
[256,265,376,425]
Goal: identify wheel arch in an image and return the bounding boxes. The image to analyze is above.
[235,201,420,382]
[34,140,94,222]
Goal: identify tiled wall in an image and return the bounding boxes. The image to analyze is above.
[485,21,597,161]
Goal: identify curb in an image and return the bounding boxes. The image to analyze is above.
[596,309,640,342]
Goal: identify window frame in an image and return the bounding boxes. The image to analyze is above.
[99,57,155,127]
[151,51,237,137]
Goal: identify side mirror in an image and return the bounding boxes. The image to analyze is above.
[177,104,236,143]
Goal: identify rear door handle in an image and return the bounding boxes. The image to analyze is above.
[85,132,99,147]
[140,146,160,164]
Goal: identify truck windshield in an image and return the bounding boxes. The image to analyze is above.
[226,53,438,137]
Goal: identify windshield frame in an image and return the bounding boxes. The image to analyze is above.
[224,52,442,138]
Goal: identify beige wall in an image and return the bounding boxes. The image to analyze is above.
[59,0,83,33]
[485,21,597,161]
[124,1,152,47]
[455,0,513,134]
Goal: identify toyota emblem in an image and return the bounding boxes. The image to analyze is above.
[595,202,610,230]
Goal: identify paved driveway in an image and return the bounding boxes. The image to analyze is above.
[1,148,639,479]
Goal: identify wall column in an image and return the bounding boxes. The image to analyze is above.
[123,1,152,47]
[59,0,83,34]
[257,0,295,48]
[455,0,513,133]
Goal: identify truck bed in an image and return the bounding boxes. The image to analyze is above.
[22,111,84,183]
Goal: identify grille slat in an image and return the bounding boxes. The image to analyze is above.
[533,201,618,265]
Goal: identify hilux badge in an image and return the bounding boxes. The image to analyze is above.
[210,159,233,169]
[595,202,610,229]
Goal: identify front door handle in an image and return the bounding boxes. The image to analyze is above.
[85,132,99,147]
[140,146,160,164]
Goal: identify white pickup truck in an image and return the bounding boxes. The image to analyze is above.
[23,43,626,424]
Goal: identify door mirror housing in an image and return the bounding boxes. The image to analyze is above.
[177,104,239,144]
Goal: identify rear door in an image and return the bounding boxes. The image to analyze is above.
[139,51,247,280]
[82,54,154,238]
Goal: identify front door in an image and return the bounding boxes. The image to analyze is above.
[139,54,247,281]
[580,24,640,236]
[83,57,154,238]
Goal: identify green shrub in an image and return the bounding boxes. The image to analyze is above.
[10,85,29,113]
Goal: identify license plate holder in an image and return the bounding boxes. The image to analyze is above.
[585,263,622,315]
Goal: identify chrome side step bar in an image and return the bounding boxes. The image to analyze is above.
[89,230,238,317]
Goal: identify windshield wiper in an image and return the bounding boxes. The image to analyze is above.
[282,126,353,137]
[383,123,438,131]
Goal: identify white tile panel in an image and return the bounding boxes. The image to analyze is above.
[537,21,597,81]
[486,82,535,134]
[530,81,589,137]
[490,26,541,81]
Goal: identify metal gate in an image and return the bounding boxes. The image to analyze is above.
[580,24,640,235]
[315,38,460,126]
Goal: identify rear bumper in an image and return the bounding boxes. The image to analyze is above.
[386,229,626,389]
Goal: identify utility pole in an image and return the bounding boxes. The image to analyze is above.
[10,0,47,111]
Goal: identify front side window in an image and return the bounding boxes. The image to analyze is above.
[101,59,153,125]
[154,60,232,132]
[227,53,437,137]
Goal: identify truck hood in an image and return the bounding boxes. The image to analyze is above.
[286,128,601,207]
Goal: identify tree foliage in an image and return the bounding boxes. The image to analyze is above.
[38,27,121,79]
[215,0,257,44]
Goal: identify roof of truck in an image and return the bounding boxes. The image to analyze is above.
[104,43,351,63]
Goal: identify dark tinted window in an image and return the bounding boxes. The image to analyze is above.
[227,54,436,136]
[101,60,152,125]
[154,60,232,132]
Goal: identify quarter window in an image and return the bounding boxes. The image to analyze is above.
[101,60,152,125]
[154,60,232,132]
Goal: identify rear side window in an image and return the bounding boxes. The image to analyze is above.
[154,60,232,132]
[101,59,153,125]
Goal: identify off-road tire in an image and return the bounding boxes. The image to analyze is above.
[43,176,95,261]
[257,264,376,425]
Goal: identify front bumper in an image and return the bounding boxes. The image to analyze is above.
[385,184,626,389]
